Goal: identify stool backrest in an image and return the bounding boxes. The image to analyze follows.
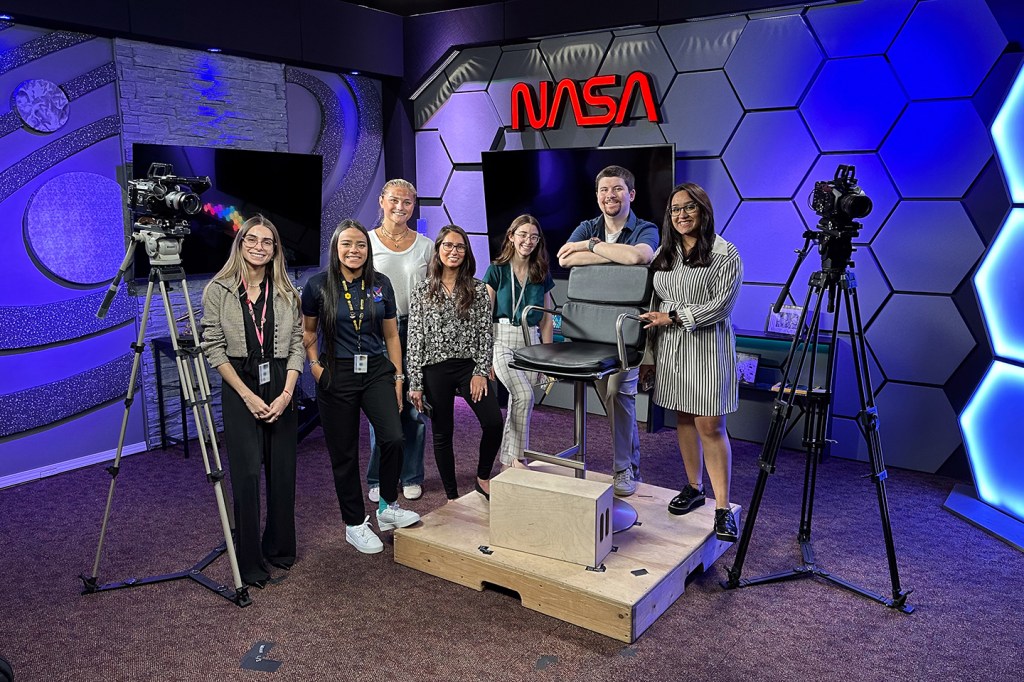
[560,264,653,348]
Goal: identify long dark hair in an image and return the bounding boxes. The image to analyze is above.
[426,224,477,319]
[492,214,549,284]
[320,219,377,377]
[651,183,716,271]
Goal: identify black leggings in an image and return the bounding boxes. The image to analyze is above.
[422,358,502,499]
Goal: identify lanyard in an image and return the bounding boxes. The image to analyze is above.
[241,275,269,352]
[509,264,527,326]
[342,278,365,348]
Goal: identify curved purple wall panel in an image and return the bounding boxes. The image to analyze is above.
[659,16,746,72]
[801,57,906,152]
[445,46,501,93]
[0,288,134,350]
[873,201,984,294]
[887,0,1006,100]
[880,101,992,199]
[724,110,818,199]
[795,153,898,242]
[660,71,743,158]
[725,14,822,110]
[867,295,975,385]
[806,0,914,58]
[25,172,125,285]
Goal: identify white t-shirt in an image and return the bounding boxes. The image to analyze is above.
[368,229,433,316]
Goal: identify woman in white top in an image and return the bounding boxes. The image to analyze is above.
[365,179,434,502]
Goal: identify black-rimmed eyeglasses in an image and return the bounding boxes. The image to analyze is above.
[669,202,699,216]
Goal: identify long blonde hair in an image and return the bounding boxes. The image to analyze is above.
[205,214,300,304]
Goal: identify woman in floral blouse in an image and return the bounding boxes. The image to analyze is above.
[407,225,502,502]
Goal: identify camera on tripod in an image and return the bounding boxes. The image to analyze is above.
[810,164,872,229]
[127,162,211,267]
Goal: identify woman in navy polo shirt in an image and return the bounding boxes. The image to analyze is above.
[301,219,420,554]
[483,214,555,469]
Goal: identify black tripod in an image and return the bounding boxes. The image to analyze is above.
[722,223,913,614]
[80,226,251,607]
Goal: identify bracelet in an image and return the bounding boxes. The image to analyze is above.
[282,389,292,397]
[394,374,406,382]
[310,358,323,367]
[587,237,600,253]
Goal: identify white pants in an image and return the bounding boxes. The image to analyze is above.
[492,322,541,466]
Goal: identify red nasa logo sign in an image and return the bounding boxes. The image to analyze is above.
[510,71,660,131]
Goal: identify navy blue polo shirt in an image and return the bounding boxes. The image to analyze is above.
[567,210,660,251]
[301,271,397,358]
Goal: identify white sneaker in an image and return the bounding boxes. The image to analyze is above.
[346,516,384,554]
[403,484,422,500]
[376,502,421,531]
[368,485,380,503]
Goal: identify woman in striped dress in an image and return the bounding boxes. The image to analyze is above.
[639,183,743,542]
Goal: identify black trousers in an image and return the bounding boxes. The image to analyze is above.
[221,359,297,585]
[317,354,403,526]
[422,358,502,499]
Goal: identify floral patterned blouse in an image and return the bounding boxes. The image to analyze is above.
[406,278,493,391]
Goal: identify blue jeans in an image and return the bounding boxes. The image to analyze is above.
[367,315,426,487]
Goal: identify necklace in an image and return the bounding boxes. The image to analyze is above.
[378,225,409,246]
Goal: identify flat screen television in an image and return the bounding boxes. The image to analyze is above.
[481,144,675,279]
[130,144,323,280]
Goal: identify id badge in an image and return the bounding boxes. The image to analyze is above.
[354,354,368,374]
[498,318,511,325]
[258,361,271,386]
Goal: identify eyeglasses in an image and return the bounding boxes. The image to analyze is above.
[513,232,541,243]
[440,242,467,253]
[243,234,276,248]
[669,202,699,216]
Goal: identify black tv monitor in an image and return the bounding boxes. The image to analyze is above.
[130,144,323,280]
[481,144,675,279]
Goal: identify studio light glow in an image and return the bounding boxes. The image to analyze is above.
[992,62,1024,203]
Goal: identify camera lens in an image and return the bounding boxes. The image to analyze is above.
[838,192,872,219]
[164,190,202,215]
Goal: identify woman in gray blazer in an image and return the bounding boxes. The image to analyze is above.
[201,215,305,589]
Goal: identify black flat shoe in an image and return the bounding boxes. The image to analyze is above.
[247,578,269,590]
[474,480,490,501]
[714,508,738,543]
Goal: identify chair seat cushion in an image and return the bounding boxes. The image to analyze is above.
[511,341,641,376]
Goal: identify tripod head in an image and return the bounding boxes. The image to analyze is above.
[773,165,873,314]
[96,163,211,319]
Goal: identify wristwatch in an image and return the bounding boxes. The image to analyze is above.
[395,373,406,382]
[310,358,324,367]
[668,310,680,326]
[587,237,600,252]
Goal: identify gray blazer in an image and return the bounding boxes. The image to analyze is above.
[200,278,305,373]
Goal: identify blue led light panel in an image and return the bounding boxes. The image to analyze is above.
[975,208,1024,363]
[992,62,1024,204]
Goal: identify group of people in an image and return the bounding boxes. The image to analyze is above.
[199,165,744,588]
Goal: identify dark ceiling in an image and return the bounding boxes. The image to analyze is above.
[355,0,495,16]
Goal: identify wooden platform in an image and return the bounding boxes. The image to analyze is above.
[394,465,740,642]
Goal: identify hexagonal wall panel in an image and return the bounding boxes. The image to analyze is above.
[875,382,961,473]
[963,159,1012,245]
[731,282,782,332]
[960,361,1024,521]
[445,46,501,93]
[806,0,914,59]
[992,60,1024,204]
[601,31,676,109]
[418,203,452,241]
[867,294,975,385]
[540,33,611,82]
[414,131,452,200]
[674,158,740,226]
[659,15,746,72]
[725,14,822,110]
[431,91,502,164]
[604,120,667,147]
[831,334,886,419]
[888,0,1006,100]
[724,111,819,199]
[874,201,984,294]
[661,71,743,158]
[442,170,488,233]
[723,201,807,284]
[795,153,898,242]
[880,101,992,199]
[975,208,1024,363]
[488,46,554,129]
[801,56,906,152]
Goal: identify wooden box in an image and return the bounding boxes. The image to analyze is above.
[489,468,613,567]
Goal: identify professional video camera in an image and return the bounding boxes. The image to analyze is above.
[809,164,872,230]
[125,162,211,268]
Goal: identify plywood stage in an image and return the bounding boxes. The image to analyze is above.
[393,465,740,643]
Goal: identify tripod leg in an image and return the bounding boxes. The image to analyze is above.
[725,281,826,587]
[843,280,912,611]
[82,277,158,590]
[157,278,248,602]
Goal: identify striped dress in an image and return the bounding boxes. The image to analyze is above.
[650,234,743,416]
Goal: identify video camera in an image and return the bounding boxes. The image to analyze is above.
[128,162,211,232]
[810,164,872,230]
